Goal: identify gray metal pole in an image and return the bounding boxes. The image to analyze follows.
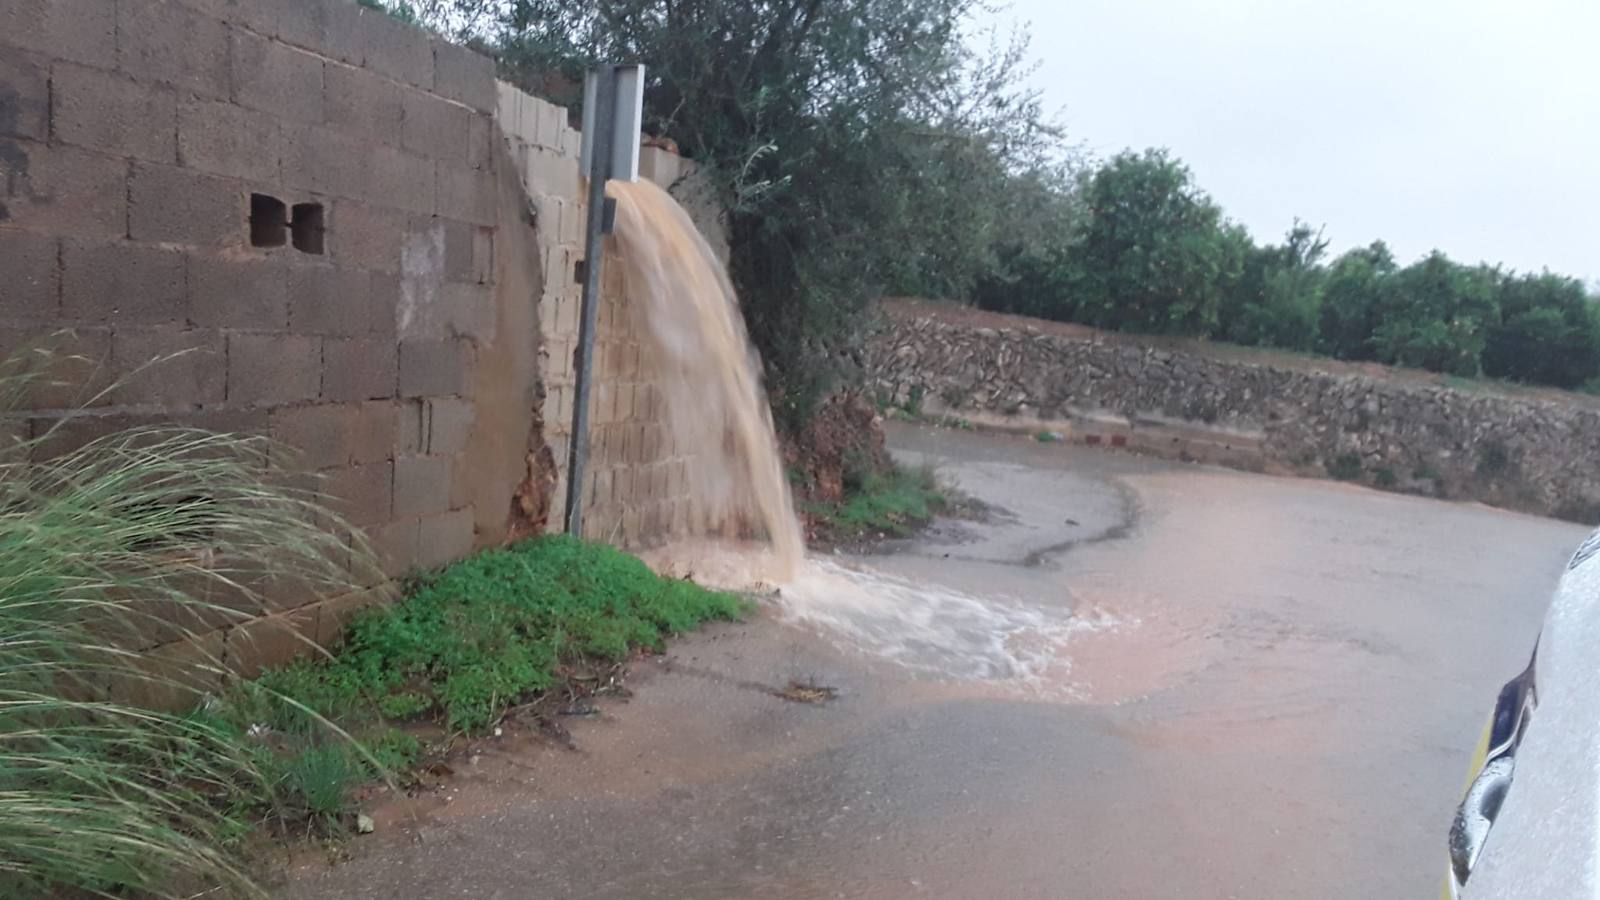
[564,65,618,539]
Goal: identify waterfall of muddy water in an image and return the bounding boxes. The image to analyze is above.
[611,180,1116,689]
[608,180,805,579]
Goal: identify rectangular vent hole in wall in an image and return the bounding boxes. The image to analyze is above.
[250,193,287,247]
[291,203,325,255]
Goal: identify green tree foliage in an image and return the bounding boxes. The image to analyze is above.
[1217,221,1328,352]
[1066,150,1238,336]
[968,167,1086,320]
[1316,241,1397,360]
[971,149,1598,389]
[1367,252,1499,375]
[971,151,1239,335]
[1483,272,1600,388]
[450,0,1064,425]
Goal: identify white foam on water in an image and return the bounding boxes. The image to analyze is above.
[778,558,1127,687]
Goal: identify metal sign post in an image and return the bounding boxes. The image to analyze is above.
[564,64,644,539]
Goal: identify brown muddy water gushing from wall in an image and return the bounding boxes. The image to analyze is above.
[608,179,805,578]
[610,180,1098,687]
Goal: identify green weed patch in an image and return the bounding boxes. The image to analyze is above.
[209,536,745,830]
[808,465,948,540]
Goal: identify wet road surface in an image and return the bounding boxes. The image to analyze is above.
[280,423,1589,899]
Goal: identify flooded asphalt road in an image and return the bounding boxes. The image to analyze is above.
[281,422,1589,899]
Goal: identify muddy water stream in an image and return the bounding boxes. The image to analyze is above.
[611,179,1103,684]
[609,180,804,578]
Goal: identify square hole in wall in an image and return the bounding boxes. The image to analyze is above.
[249,193,287,247]
[291,202,325,255]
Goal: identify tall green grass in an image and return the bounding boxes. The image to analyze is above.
[0,355,365,897]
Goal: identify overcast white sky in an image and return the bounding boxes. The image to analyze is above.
[984,0,1600,283]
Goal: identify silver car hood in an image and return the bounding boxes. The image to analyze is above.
[1465,528,1600,898]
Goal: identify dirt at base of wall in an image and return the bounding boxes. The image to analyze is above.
[782,390,890,506]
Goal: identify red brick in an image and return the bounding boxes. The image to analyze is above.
[270,402,358,469]
[129,163,246,247]
[324,62,402,145]
[436,164,494,226]
[431,41,496,112]
[280,123,368,199]
[0,47,50,141]
[0,230,58,319]
[424,396,474,455]
[228,332,319,406]
[288,263,370,335]
[229,29,324,124]
[322,336,397,401]
[188,253,287,329]
[61,239,185,325]
[0,0,116,66]
[178,98,281,184]
[117,0,230,98]
[367,145,435,214]
[398,338,470,397]
[393,454,450,517]
[357,8,433,88]
[51,63,178,163]
[112,326,226,407]
[327,201,404,272]
[0,140,127,239]
[322,459,392,525]
[401,89,469,162]
[416,507,474,568]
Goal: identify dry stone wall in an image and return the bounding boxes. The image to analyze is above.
[867,301,1600,522]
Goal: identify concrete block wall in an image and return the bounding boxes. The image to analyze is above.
[496,82,708,547]
[0,0,727,683]
[0,0,504,678]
